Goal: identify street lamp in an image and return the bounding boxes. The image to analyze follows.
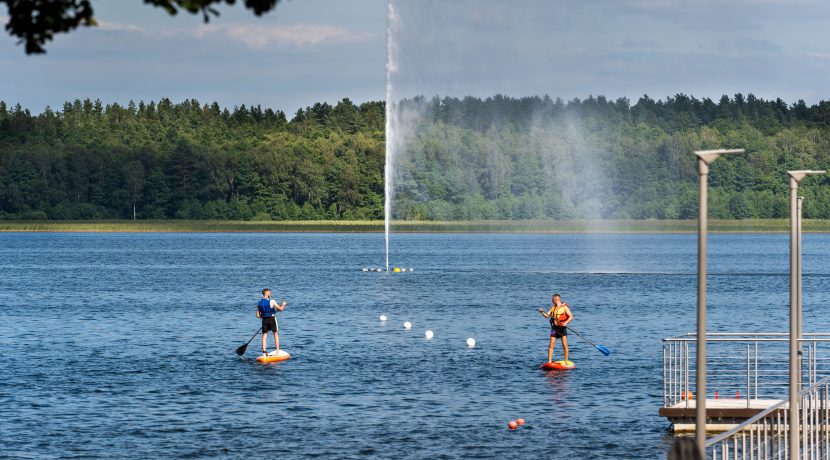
[788,170,825,457]
[693,148,744,451]
[797,196,803,384]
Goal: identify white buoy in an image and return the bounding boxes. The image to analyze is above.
[379,315,387,321]
[425,330,433,339]
[361,267,369,272]
[403,321,412,330]
[466,337,476,348]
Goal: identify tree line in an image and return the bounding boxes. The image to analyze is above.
[1,93,829,221]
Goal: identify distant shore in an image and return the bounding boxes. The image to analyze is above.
[1,219,829,233]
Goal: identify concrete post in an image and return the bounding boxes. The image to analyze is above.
[789,176,799,457]
[786,170,825,458]
[797,196,803,385]
[692,148,743,453]
[695,156,709,451]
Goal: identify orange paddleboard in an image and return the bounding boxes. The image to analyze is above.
[256,350,291,363]
[541,360,575,370]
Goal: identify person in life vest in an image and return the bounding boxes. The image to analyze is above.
[538,293,574,363]
[257,288,287,357]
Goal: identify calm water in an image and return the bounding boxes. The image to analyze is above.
[3,232,830,459]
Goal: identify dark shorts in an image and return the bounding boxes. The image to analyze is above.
[550,325,567,338]
[262,316,278,334]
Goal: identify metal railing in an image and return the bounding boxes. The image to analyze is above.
[705,376,830,459]
[663,333,830,408]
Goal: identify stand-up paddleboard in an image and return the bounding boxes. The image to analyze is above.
[541,360,575,370]
[256,349,291,363]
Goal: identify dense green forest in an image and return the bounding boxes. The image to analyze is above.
[1,93,829,220]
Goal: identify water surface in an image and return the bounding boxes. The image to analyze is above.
[3,232,830,458]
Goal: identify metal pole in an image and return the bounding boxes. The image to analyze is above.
[692,149,743,452]
[786,171,826,458]
[791,176,801,458]
[696,155,709,451]
[798,196,804,387]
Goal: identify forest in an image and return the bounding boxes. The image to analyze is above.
[1,93,829,220]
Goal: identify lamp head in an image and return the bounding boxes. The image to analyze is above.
[694,149,745,165]
[788,170,827,183]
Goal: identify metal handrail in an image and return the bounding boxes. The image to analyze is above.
[663,333,829,408]
[706,377,830,449]
[669,333,830,336]
[666,335,830,343]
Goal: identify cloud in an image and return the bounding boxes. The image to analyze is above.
[621,38,660,49]
[630,0,679,9]
[711,37,782,53]
[195,23,374,48]
[83,19,372,49]
[95,20,146,33]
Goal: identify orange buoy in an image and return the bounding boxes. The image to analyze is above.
[516,418,526,426]
[681,390,694,400]
[508,420,518,430]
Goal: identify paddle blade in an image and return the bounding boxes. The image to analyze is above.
[596,345,611,356]
[235,343,248,356]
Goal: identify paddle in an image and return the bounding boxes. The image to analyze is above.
[537,307,611,356]
[566,326,611,356]
[235,327,262,356]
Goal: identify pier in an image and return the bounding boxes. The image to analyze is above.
[660,332,830,434]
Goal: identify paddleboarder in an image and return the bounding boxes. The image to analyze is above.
[538,293,573,363]
[257,288,286,357]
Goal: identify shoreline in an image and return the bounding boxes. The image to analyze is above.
[1,219,829,233]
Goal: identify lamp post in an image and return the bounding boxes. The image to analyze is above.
[797,196,803,386]
[788,171,825,457]
[693,148,744,451]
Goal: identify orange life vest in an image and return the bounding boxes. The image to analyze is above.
[550,303,570,326]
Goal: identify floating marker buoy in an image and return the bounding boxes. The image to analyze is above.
[379,315,387,321]
[404,321,412,330]
[466,338,476,348]
[408,268,414,272]
[425,330,433,339]
[361,268,369,272]
[516,418,526,426]
[393,267,401,273]
[508,420,518,430]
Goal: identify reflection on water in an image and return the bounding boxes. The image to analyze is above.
[543,368,572,403]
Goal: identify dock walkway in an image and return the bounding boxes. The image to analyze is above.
[660,399,784,433]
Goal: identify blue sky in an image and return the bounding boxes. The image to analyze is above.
[2,0,829,114]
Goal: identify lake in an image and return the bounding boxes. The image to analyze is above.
[3,232,830,458]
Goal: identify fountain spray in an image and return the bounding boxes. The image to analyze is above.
[384,0,399,272]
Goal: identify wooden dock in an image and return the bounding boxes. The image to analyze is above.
[660,399,786,434]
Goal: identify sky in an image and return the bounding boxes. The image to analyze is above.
[2,0,830,114]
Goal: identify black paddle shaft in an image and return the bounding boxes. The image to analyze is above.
[565,326,595,346]
[566,326,611,356]
[235,327,263,356]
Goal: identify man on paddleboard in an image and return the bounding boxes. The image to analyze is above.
[257,288,286,357]
[538,293,573,363]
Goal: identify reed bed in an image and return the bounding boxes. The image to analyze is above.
[2,219,830,233]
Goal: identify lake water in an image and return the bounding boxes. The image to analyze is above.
[3,232,830,459]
